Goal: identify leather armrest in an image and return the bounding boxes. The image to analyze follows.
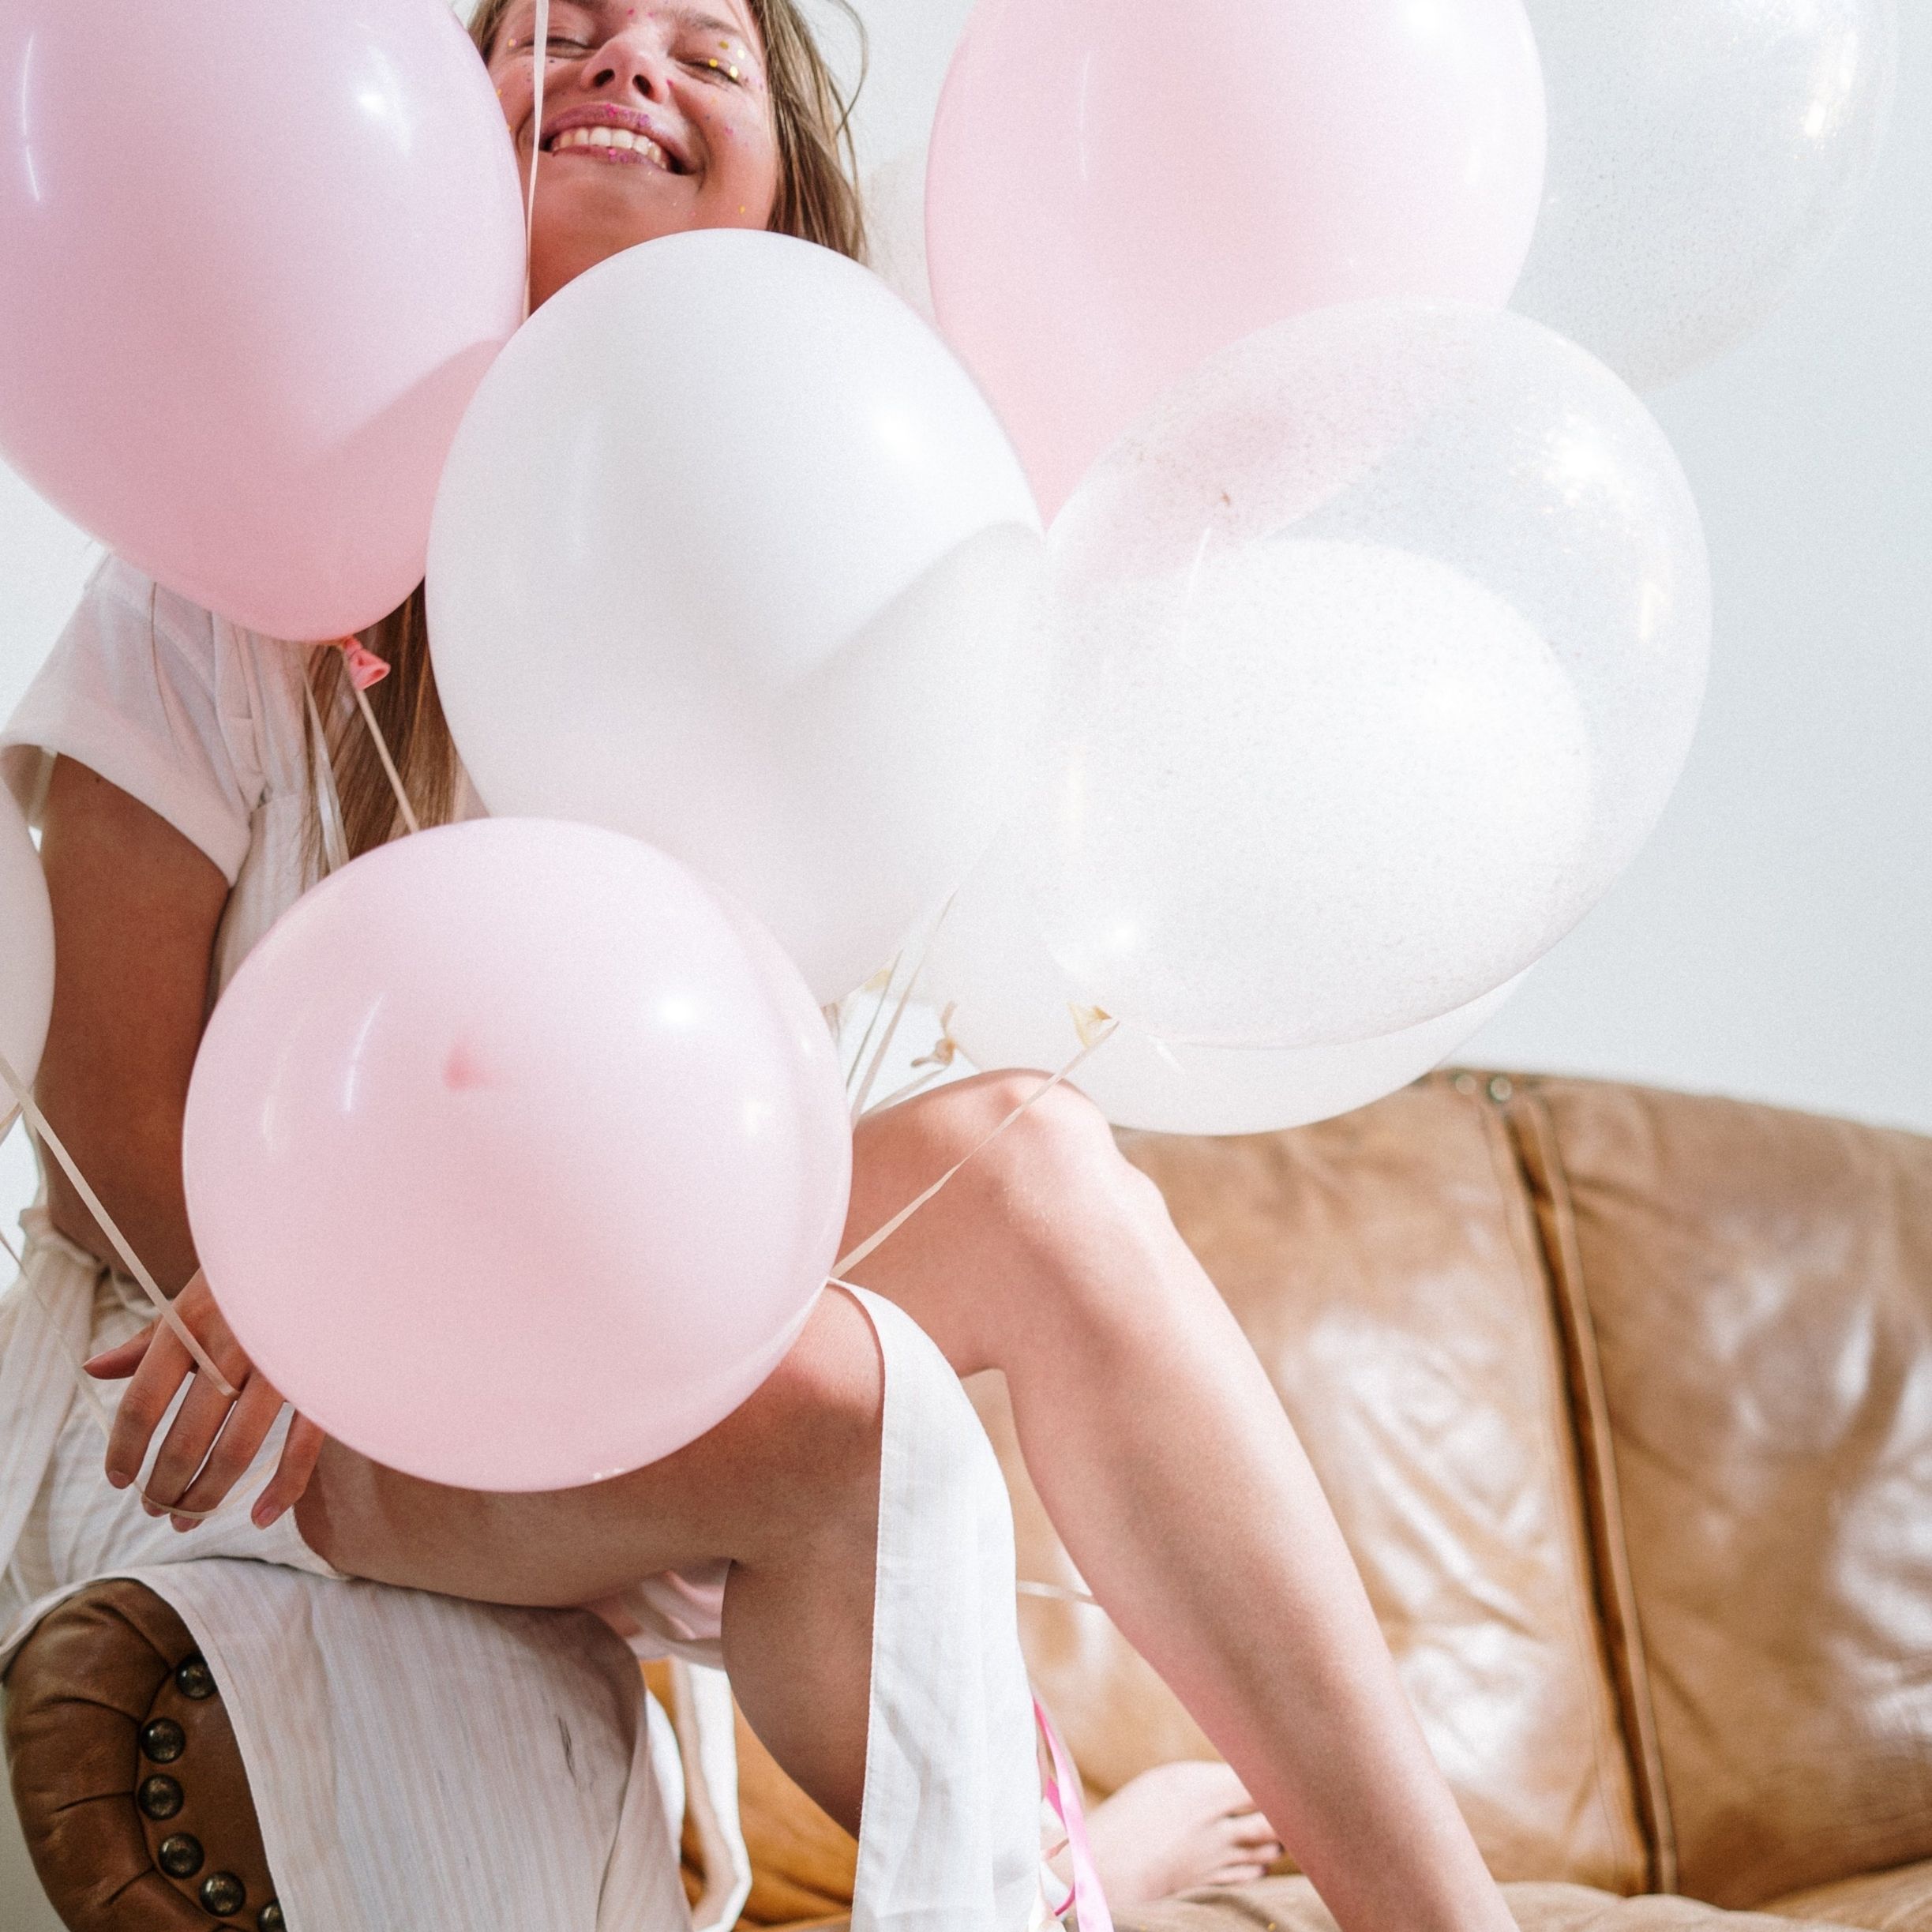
[3,1580,283,1930]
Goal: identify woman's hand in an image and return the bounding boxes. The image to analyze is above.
[83,1270,326,1532]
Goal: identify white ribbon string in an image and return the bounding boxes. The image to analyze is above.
[303,671,353,876]
[0,1045,238,1401]
[831,1019,1120,1279]
[850,895,955,1123]
[843,958,901,1095]
[523,0,552,322]
[352,679,422,838]
[1018,1579,1099,1607]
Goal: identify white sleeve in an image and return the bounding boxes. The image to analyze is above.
[0,556,264,884]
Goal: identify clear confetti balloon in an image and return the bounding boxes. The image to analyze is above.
[1019,298,1711,1049]
[1513,0,1900,390]
[925,830,1529,1137]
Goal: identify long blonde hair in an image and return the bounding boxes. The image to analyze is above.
[308,0,870,866]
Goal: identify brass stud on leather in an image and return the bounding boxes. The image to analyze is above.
[156,1833,204,1879]
[137,1773,185,1820]
[1487,1075,1514,1104]
[140,1716,187,1763]
[257,1904,286,1932]
[174,1654,217,1701]
[200,1871,247,1916]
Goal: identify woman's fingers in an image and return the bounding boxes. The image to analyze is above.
[83,1320,159,1380]
[165,1374,288,1526]
[141,1369,242,1513]
[252,1413,327,1530]
[103,1321,196,1490]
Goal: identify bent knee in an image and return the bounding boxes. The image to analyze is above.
[886,1067,1135,1200]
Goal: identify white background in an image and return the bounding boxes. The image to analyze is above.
[3,5,1929,1922]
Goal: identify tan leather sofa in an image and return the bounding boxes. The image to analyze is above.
[6,1070,1930,1931]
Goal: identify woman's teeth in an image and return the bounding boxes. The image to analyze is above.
[549,126,673,169]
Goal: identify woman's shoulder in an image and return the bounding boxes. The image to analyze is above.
[1,554,315,886]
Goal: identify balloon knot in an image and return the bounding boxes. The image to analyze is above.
[336,638,392,692]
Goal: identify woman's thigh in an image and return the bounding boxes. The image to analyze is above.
[294,1281,884,1607]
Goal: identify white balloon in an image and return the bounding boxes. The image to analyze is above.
[925,833,1528,1136]
[1513,0,1899,390]
[1022,298,1709,1048]
[1,787,54,1095]
[428,231,1042,1004]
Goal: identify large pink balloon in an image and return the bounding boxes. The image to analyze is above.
[926,0,1547,518]
[182,821,852,1492]
[0,2,524,642]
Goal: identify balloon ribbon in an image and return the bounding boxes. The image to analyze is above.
[1034,1691,1115,1930]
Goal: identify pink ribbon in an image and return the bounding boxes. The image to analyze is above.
[335,637,392,692]
[1034,1692,1114,1931]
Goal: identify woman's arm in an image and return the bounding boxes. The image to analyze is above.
[35,753,325,1527]
[36,752,227,1291]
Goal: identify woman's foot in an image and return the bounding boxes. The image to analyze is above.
[1068,1760,1286,1907]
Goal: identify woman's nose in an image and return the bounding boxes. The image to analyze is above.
[585,29,674,101]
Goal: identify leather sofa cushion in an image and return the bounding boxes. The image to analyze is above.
[1116,1875,1863,1931]
[1765,1859,1932,1932]
[1515,1083,1932,1908]
[974,1075,1649,1891]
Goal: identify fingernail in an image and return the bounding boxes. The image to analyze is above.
[106,1469,130,1490]
[253,1501,279,1529]
[171,1515,190,1533]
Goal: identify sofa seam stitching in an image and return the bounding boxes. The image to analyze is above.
[1469,1083,1645,1889]
[1509,1081,1681,1894]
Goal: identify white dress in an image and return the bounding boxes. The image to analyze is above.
[0,556,1050,1932]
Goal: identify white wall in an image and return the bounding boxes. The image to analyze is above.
[1457,11,1932,1133]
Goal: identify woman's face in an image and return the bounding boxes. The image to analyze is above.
[486,1,782,311]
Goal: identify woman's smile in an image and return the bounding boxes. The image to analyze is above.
[486,0,782,309]
[541,102,692,173]
[548,127,678,170]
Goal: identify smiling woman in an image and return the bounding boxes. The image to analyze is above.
[480,0,867,307]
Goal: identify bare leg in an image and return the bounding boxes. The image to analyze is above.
[841,1071,1517,1932]
[302,1067,1517,1930]
[298,1285,884,1831]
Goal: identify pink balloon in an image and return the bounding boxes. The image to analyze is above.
[925,0,1547,518]
[0,2,524,642]
[182,822,852,1491]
